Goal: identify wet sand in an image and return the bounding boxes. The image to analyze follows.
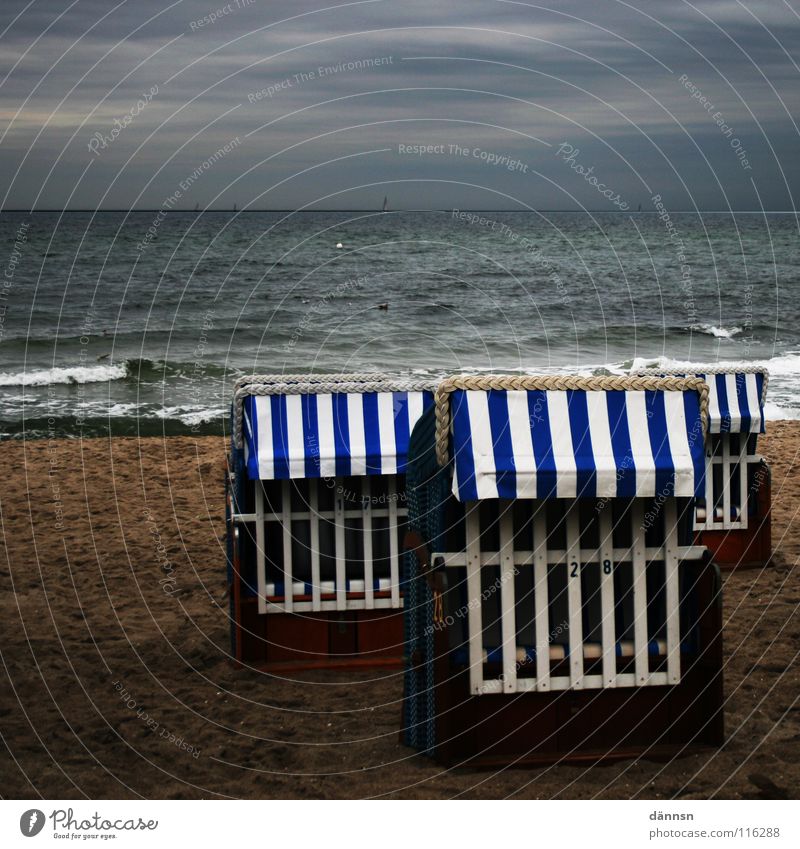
[1,425,798,799]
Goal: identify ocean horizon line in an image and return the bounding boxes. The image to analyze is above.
[2,208,798,215]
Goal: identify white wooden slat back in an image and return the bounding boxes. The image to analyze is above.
[499,507,517,694]
[362,476,374,610]
[451,497,699,695]
[255,484,267,615]
[566,501,584,690]
[533,509,551,693]
[309,480,322,612]
[282,480,293,613]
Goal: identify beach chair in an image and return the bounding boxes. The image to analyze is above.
[226,373,436,669]
[402,375,724,766]
[633,364,770,568]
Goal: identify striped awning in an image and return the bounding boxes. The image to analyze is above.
[634,366,766,434]
[243,389,434,480]
[450,387,706,501]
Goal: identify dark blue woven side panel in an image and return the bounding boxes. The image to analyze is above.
[227,442,247,658]
[402,405,447,755]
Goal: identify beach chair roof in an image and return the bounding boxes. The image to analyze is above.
[435,375,708,502]
[632,363,768,434]
[236,374,436,480]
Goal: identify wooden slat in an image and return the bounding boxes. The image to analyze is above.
[631,501,649,686]
[255,483,267,615]
[230,512,258,523]
[309,479,321,612]
[533,507,550,692]
[565,501,584,689]
[362,476,374,609]
[738,439,750,530]
[517,673,605,693]
[465,506,484,696]
[334,488,346,609]
[598,506,617,688]
[388,476,400,609]
[433,544,707,567]
[254,507,407,522]
[282,480,293,613]
[499,506,517,693]
[705,437,715,529]
[722,434,732,530]
[664,498,681,685]
[264,597,401,613]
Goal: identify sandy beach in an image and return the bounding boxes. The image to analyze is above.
[1,425,798,800]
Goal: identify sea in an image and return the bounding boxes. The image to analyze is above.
[1,209,798,439]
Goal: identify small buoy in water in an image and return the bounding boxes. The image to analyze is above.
[378,303,389,310]
[336,242,343,249]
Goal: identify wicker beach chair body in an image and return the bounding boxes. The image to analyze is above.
[633,365,771,568]
[226,374,436,669]
[402,376,724,766]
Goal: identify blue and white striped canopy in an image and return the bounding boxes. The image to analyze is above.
[450,388,706,501]
[243,390,434,480]
[635,370,766,434]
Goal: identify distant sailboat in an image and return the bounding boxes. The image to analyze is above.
[194,203,200,212]
[382,195,389,212]
[233,203,237,212]
[637,203,642,212]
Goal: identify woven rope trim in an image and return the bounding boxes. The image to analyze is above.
[233,372,387,393]
[233,373,438,448]
[434,374,710,467]
[633,363,769,407]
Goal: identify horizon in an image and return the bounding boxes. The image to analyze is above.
[3,208,800,214]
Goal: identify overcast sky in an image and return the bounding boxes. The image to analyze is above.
[1,0,798,210]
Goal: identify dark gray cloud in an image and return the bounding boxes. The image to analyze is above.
[1,0,798,210]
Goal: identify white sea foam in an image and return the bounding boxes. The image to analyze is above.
[691,324,742,339]
[764,401,800,421]
[759,351,800,377]
[0,364,127,387]
[155,405,226,426]
[629,353,800,420]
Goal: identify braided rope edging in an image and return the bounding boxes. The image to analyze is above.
[232,373,438,448]
[632,363,769,407]
[433,374,710,467]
